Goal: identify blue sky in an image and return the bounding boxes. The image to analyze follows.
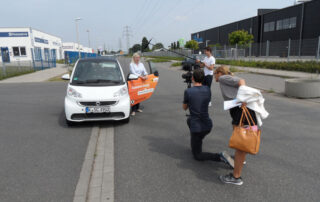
[1,0,294,50]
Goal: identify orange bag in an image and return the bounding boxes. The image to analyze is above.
[229,107,261,155]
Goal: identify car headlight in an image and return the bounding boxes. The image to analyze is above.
[67,87,82,98]
[113,86,128,97]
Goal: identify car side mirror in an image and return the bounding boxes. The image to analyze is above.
[61,74,70,80]
[127,74,139,81]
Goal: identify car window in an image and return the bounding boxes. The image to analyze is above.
[71,61,124,86]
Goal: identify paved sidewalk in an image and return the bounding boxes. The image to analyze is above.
[216,64,320,79]
[0,64,68,83]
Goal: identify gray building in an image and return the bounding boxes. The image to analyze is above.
[191,0,320,57]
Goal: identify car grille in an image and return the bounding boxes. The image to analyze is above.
[79,101,117,106]
[71,112,125,120]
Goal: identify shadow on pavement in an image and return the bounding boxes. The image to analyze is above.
[143,135,231,185]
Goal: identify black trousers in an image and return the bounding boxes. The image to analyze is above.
[131,103,140,112]
[190,131,221,162]
[202,75,213,89]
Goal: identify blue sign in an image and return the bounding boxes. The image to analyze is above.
[0,32,29,37]
[193,36,203,43]
[35,37,49,44]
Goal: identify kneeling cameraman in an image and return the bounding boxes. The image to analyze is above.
[183,69,233,167]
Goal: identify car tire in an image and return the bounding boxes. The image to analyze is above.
[66,119,76,126]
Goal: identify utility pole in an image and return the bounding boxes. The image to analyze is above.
[74,17,82,59]
[123,26,132,53]
[86,29,91,48]
[119,38,122,51]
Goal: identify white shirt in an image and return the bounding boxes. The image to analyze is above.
[201,56,216,76]
[130,62,148,77]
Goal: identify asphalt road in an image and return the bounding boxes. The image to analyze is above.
[115,58,320,202]
[0,82,92,202]
[1,58,319,202]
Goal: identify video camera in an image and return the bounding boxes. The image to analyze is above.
[181,63,200,88]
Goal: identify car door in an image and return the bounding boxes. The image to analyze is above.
[127,61,159,106]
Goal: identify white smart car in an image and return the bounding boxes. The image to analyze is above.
[62,57,134,126]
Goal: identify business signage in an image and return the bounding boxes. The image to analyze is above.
[0,32,29,37]
[34,37,49,44]
[193,33,203,43]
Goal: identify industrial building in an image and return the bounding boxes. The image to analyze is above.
[0,27,96,64]
[0,27,63,63]
[191,0,320,57]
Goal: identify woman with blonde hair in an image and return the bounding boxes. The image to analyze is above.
[129,53,148,116]
[214,65,257,186]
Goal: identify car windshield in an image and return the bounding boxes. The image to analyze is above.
[71,60,124,86]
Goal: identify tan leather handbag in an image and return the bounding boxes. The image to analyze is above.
[229,107,261,155]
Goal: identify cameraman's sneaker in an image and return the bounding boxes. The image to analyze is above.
[208,102,212,107]
[220,151,234,168]
[219,173,243,186]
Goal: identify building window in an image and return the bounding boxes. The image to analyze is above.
[290,17,297,28]
[276,17,297,31]
[264,22,275,32]
[13,47,20,56]
[20,47,26,56]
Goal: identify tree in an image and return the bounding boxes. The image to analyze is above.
[141,37,150,52]
[228,30,254,47]
[170,43,174,50]
[176,41,180,49]
[152,43,164,50]
[185,40,199,50]
[173,42,176,49]
[130,44,141,53]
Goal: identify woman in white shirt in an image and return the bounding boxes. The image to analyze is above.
[129,53,148,116]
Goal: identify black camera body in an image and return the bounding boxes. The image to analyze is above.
[181,64,200,88]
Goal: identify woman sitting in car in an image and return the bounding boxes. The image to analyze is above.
[129,53,148,116]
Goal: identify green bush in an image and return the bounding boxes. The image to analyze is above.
[171,62,182,67]
[145,56,184,61]
[149,58,171,63]
[56,59,65,64]
[216,59,320,73]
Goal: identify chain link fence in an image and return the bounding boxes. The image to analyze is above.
[212,36,320,62]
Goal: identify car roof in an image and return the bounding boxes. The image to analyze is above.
[78,57,117,63]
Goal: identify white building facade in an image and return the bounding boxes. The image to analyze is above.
[0,27,62,63]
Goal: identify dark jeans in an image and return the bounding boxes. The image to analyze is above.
[191,131,221,162]
[202,75,213,89]
[131,103,140,112]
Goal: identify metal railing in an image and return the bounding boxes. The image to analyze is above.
[212,36,320,62]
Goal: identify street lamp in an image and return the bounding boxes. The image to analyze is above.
[86,29,91,48]
[74,17,82,59]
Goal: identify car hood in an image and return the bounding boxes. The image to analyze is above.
[68,84,126,100]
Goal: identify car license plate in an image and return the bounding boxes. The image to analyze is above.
[85,106,110,113]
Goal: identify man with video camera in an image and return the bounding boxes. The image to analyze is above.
[183,69,233,166]
[196,47,215,106]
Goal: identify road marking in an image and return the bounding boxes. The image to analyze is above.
[73,126,100,202]
[73,125,115,202]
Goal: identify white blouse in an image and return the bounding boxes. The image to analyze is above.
[130,62,148,77]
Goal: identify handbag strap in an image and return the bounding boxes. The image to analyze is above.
[243,106,256,126]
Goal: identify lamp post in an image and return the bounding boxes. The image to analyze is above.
[75,17,82,59]
[86,29,91,48]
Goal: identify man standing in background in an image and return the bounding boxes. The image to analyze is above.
[196,47,216,106]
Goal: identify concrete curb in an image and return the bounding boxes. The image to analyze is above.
[73,126,100,202]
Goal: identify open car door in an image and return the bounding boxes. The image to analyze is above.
[127,61,159,106]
